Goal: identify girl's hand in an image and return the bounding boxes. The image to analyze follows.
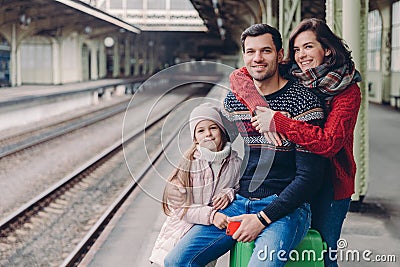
[167,183,186,208]
[212,212,228,229]
[212,193,230,210]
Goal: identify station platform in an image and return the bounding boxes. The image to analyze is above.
[80,92,400,266]
[0,78,145,133]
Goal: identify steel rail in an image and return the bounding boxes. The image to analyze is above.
[61,116,180,267]
[0,101,175,236]
[0,100,130,158]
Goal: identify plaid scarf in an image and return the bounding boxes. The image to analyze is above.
[290,60,362,100]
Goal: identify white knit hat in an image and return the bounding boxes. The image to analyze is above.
[189,103,225,141]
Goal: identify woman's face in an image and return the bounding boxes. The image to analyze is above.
[293,30,331,72]
[194,120,223,152]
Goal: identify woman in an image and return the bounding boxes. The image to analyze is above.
[229,18,361,267]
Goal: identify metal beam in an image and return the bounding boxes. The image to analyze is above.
[54,0,141,33]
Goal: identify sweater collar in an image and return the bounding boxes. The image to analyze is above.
[196,142,231,162]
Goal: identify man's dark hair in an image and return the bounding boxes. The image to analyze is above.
[241,24,283,53]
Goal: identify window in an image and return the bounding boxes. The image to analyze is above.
[170,0,194,10]
[127,0,142,9]
[148,0,165,9]
[367,10,382,71]
[110,0,123,9]
[392,1,400,71]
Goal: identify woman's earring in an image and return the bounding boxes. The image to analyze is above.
[325,49,332,57]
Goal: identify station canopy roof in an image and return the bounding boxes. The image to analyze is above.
[0,0,140,38]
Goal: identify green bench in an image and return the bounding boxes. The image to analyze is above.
[230,229,326,267]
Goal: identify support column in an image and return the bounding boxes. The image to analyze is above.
[343,2,361,65]
[326,0,334,29]
[142,36,148,75]
[258,0,267,23]
[52,38,61,84]
[90,41,99,80]
[99,42,107,78]
[10,24,17,86]
[113,36,120,77]
[266,0,273,25]
[279,0,284,35]
[381,5,392,104]
[77,34,83,82]
[133,37,140,76]
[148,39,154,74]
[124,36,131,76]
[153,34,161,72]
[326,0,343,36]
[278,0,301,48]
[343,0,369,201]
[16,45,22,86]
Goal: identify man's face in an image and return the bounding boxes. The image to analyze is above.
[243,33,283,82]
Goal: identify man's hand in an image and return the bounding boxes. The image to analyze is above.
[227,214,266,242]
[213,212,228,229]
[212,193,230,210]
[263,131,285,147]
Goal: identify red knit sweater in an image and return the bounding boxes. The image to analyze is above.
[230,67,361,200]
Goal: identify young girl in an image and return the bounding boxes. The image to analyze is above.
[149,103,242,266]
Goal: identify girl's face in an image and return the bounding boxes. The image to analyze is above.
[194,120,223,152]
[293,30,331,72]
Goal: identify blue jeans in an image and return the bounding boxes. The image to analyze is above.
[164,194,311,267]
[311,181,351,267]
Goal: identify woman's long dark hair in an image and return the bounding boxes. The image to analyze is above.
[285,18,352,69]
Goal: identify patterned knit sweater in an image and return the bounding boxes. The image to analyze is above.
[230,68,361,200]
[222,80,327,222]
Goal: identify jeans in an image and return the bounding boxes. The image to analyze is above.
[311,181,351,267]
[164,194,311,267]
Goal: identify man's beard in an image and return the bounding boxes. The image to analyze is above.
[248,61,278,82]
[251,69,275,81]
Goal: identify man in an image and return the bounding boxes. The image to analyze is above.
[164,24,327,267]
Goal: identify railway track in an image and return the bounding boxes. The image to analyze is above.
[0,99,131,158]
[61,114,181,267]
[0,86,207,266]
